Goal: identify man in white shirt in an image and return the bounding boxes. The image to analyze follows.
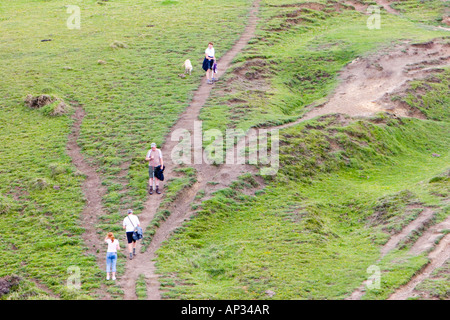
[203,42,216,84]
[122,209,140,260]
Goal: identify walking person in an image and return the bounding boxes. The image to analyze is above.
[202,42,216,84]
[122,209,140,260]
[105,232,120,280]
[145,142,164,195]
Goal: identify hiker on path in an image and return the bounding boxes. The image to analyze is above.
[202,42,216,84]
[122,209,140,260]
[145,142,164,195]
[105,232,120,280]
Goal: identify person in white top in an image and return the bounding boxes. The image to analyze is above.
[104,232,120,280]
[122,209,141,260]
[202,42,216,84]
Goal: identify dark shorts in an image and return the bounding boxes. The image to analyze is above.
[149,166,154,179]
[149,166,162,180]
[126,232,136,244]
[202,57,214,71]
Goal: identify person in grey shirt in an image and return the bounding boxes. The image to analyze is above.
[145,142,164,194]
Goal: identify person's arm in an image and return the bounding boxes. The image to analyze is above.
[145,150,151,162]
[160,150,164,169]
[105,236,109,243]
[116,240,120,251]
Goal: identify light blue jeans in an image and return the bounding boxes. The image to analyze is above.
[106,252,117,273]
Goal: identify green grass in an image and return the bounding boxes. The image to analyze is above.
[1,0,449,300]
[156,114,449,299]
[0,0,253,299]
[394,68,450,121]
[414,259,450,300]
[135,274,148,300]
[0,105,97,299]
[154,1,449,300]
[199,0,448,136]
[391,0,450,27]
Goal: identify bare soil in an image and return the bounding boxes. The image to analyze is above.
[388,226,450,300]
[347,206,441,300]
[66,105,111,299]
[117,0,262,300]
[66,0,449,300]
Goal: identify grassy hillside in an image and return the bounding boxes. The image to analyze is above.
[156,114,449,299]
[199,0,448,134]
[0,0,253,299]
[0,0,448,300]
[155,0,450,300]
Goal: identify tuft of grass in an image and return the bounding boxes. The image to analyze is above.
[135,274,148,300]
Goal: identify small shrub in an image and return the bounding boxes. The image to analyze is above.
[31,178,49,190]
[110,40,128,49]
[24,94,72,116]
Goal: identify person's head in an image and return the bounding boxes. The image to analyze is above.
[208,42,213,48]
[127,209,133,215]
[107,232,115,241]
[151,142,156,151]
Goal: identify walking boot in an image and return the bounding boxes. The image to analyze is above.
[156,185,161,194]
[149,186,153,195]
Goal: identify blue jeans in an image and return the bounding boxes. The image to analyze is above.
[106,252,117,273]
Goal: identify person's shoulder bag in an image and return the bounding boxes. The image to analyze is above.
[128,215,143,241]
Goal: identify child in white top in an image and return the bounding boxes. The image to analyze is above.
[105,232,120,280]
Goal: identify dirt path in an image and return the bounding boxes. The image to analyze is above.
[388,232,450,299]
[68,0,449,300]
[347,206,437,300]
[347,201,450,300]
[289,38,448,301]
[379,207,435,258]
[66,105,111,300]
[118,0,262,300]
[388,214,450,299]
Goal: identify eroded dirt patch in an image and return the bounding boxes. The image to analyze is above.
[302,39,450,121]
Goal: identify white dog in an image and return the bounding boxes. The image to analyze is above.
[183,59,193,75]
